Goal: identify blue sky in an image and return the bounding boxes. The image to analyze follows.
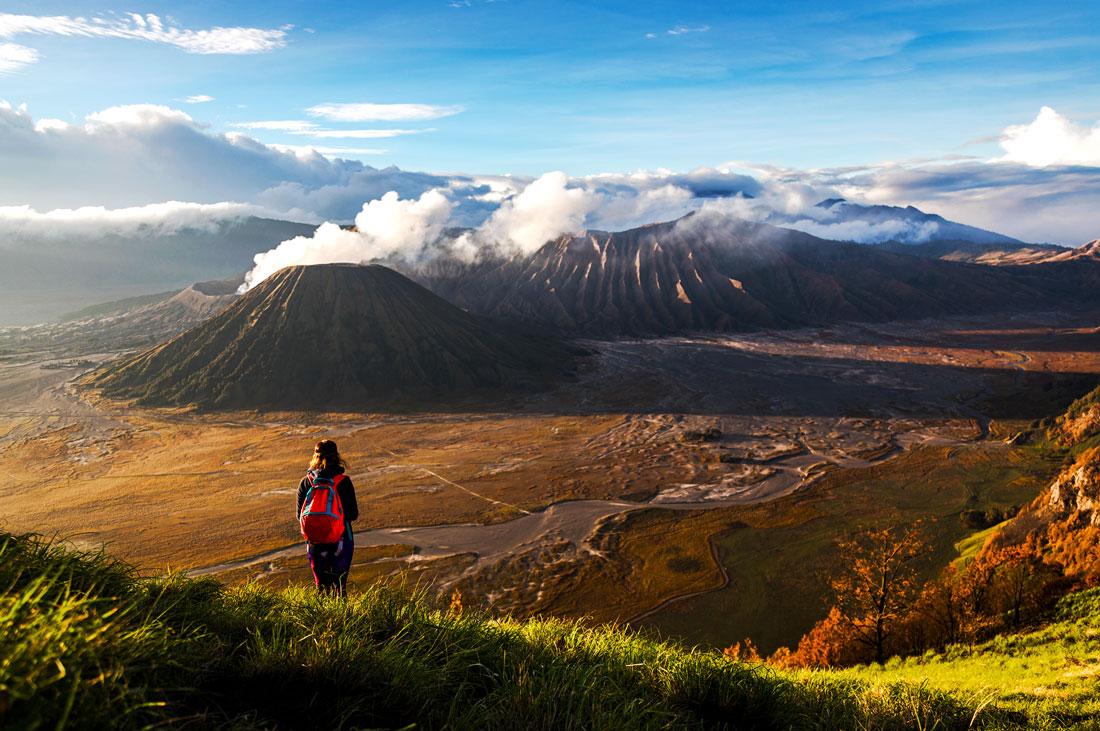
[2,0,1099,175]
[1,1,1098,249]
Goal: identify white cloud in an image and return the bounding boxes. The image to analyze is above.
[0,100,380,212]
[233,120,427,139]
[0,12,288,55]
[241,189,454,289]
[2,101,1098,251]
[0,41,38,73]
[185,94,215,104]
[0,200,263,240]
[85,103,195,127]
[667,24,710,35]
[309,128,426,139]
[585,183,694,231]
[268,143,388,158]
[998,106,1100,167]
[33,117,69,132]
[780,216,940,244]
[233,120,320,133]
[307,102,464,122]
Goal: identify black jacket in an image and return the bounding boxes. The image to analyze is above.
[296,466,359,523]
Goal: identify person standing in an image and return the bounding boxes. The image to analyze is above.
[296,440,358,597]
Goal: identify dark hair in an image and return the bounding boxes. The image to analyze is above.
[309,439,347,472]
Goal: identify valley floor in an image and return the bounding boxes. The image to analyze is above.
[1,310,1099,651]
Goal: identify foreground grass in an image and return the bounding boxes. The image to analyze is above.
[0,531,1026,730]
[836,588,1100,730]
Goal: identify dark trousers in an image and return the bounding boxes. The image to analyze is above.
[307,529,354,597]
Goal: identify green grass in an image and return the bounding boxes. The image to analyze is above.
[0,530,1034,730]
[642,442,1059,654]
[952,522,1007,566]
[836,588,1100,729]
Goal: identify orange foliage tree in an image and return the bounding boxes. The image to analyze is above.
[722,637,761,663]
[829,522,931,664]
[788,607,863,668]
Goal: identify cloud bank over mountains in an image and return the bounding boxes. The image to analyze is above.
[2,101,1098,279]
[0,201,263,239]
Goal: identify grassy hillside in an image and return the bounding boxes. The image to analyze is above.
[622,439,1058,653]
[837,588,1100,729]
[0,530,1034,730]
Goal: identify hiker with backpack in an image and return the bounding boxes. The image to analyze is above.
[296,439,359,597]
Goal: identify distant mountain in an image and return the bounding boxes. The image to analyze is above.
[84,264,576,410]
[70,278,240,348]
[411,215,1086,336]
[0,216,313,326]
[877,239,1069,265]
[808,199,1024,245]
[60,291,178,322]
[1036,238,1100,263]
[0,278,240,356]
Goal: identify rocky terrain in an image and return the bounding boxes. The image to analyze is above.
[993,385,1100,582]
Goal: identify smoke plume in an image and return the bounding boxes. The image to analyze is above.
[241,190,453,291]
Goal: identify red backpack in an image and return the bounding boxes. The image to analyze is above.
[299,472,347,544]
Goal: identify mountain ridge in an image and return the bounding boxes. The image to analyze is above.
[410,216,1090,336]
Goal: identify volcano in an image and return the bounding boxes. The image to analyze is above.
[85,264,576,409]
[415,216,1083,336]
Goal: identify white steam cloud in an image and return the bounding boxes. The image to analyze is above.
[241,172,614,289]
[240,190,454,290]
[474,171,599,254]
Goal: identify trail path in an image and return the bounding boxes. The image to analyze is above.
[383,449,531,517]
